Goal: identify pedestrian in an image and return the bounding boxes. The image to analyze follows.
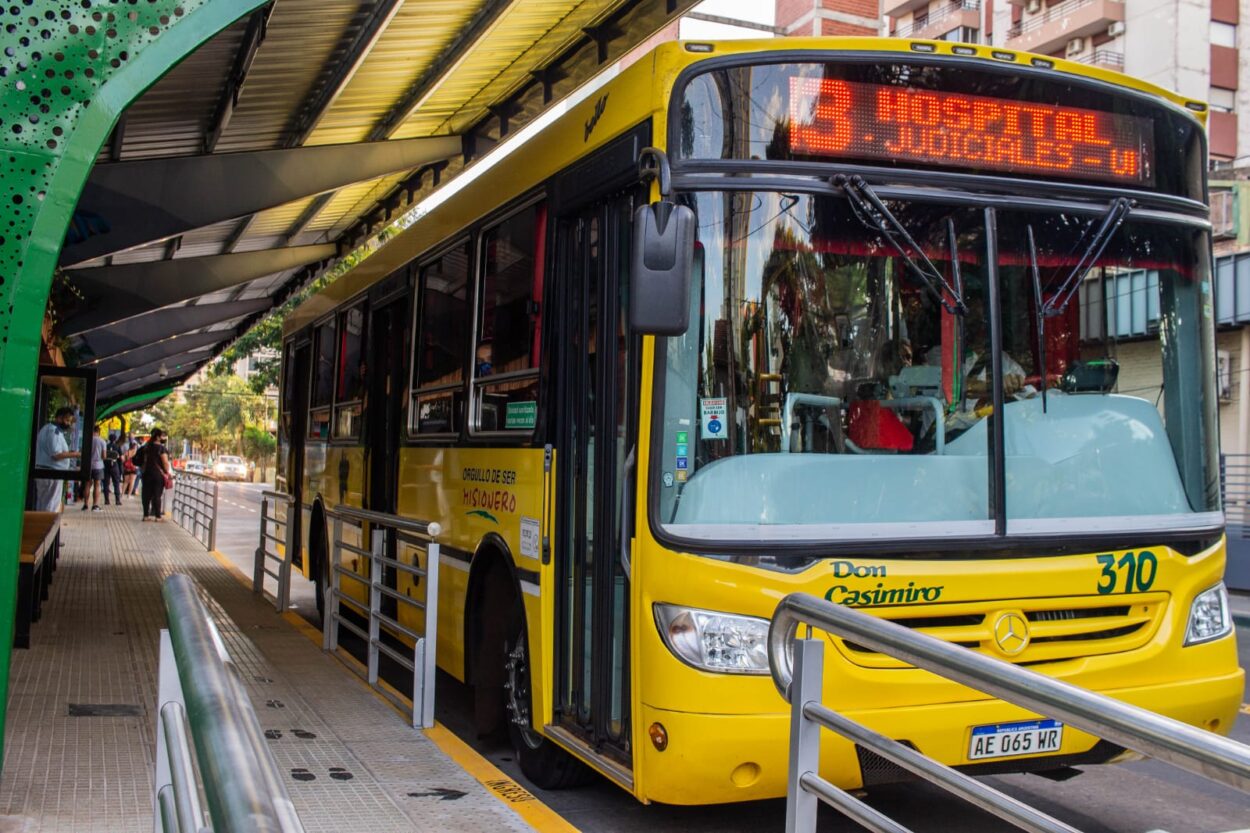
[138,428,172,522]
[103,432,123,505]
[82,429,107,512]
[122,435,137,496]
[32,407,80,512]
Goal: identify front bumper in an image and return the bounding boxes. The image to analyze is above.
[635,666,1244,805]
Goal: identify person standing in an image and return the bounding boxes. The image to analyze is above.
[103,432,123,505]
[122,437,140,495]
[139,428,172,522]
[82,430,107,512]
[121,435,137,497]
[33,407,80,512]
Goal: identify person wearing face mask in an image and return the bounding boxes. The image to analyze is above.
[33,407,80,512]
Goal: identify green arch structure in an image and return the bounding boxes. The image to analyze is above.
[0,0,266,761]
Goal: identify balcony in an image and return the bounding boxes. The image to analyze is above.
[894,0,981,39]
[885,0,940,21]
[1003,0,1124,56]
[1070,49,1124,69]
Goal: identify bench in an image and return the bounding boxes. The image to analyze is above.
[16,511,60,649]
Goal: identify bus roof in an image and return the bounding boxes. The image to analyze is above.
[284,37,1206,338]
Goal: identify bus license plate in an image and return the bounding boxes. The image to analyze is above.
[968,719,1063,760]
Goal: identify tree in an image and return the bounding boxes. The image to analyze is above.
[242,424,277,483]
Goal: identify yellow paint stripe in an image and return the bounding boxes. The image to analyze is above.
[1239,703,1250,716]
[209,550,578,832]
[423,723,580,833]
[209,548,257,587]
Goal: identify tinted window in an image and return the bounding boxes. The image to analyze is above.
[475,203,544,433]
[411,243,470,434]
[311,319,337,409]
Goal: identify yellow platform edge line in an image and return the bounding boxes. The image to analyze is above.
[207,550,578,833]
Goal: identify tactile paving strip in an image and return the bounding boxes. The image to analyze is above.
[0,499,535,833]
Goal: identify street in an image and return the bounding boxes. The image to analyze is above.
[210,484,1250,833]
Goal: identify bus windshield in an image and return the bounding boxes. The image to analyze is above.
[654,190,1220,545]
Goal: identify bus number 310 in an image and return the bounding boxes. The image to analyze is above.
[1095,551,1158,595]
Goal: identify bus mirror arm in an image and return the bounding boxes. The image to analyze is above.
[637,147,671,197]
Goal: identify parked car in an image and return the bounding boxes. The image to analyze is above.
[213,455,248,481]
[184,460,206,475]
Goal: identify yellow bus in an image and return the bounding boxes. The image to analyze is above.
[278,37,1244,804]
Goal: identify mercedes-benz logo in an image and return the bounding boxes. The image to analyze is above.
[992,612,1030,657]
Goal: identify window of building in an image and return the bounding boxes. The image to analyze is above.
[472,202,545,434]
[1211,189,1236,238]
[1210,20,1237,47]
[410,242,471,435]
[309,318,336,440]
[333,304,366,439]
[938,26,978,43]
[1209,86,1236,112]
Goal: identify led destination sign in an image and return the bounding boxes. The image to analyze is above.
[788,77,1155,186]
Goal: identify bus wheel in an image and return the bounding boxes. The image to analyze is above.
[504,611,590,790]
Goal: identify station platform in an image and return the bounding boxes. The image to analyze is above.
[0,498,564,833]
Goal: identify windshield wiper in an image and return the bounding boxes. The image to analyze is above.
[834,174,967,316]
[1040,197,1132,318]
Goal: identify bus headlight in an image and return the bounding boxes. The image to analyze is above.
[654,604,770,674]
[1184,583,1233,646]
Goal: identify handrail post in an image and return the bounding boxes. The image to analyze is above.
[254,495,268,596]
[279,498,295,612]
[785,638,823,833]
[417,539,440,729]
[367,527,383,687]
[324,513,342,652]
[208,479,218,552]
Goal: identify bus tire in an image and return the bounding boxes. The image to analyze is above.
[504,605,592,790]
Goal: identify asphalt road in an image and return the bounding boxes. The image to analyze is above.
[211,483,1250,833]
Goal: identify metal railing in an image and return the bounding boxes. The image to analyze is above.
[1005,0,1121,39]
[769,592,1250,833]
[171,472,218,551]
[155,574,304,833]
[894,0,979,38]
[253,491,296,612]
[323,504,442,728]
[1071,49,1124,68]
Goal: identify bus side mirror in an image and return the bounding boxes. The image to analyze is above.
[630,200,694,336]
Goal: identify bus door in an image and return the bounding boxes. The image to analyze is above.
[366,286,411,613]
[286,340,311,568]
[554,191,637,770]
[365,290,409,515]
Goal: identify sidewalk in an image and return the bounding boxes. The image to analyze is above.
[0,497,549,832]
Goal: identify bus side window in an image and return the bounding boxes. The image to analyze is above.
[411,241,471,436]
[333,305,367,439]
[472,202,544,435]
[309,318,336,441]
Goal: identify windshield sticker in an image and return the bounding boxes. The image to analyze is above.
[675,470,687,483]
[700,398,727,439]
[662,472,675,488]
[504,400,538,431]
